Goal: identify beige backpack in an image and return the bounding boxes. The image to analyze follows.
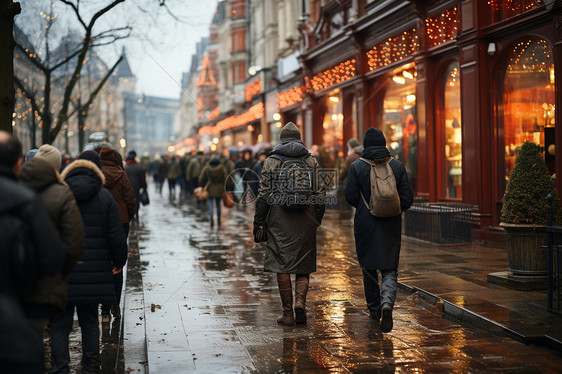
[358,157,401,217]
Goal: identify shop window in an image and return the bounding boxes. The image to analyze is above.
[503,39,555,182]
[383,64,417,192]
[443,62,462,199]
[320,93,343,169]
[487,0,542,25]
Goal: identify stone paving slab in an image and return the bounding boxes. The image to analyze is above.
[125,188,562,373]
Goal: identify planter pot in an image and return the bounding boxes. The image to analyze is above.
[500,223,547,276]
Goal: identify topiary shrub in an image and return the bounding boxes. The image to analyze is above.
[501,141,561,225]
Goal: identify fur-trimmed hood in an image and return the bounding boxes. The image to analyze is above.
[61,159,106,201]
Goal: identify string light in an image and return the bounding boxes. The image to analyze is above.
[307,59,356,91]
[215,103,264,131]
[487,0,541,18]
[277,85,307,109]
[245,78,262,102]
[366,29,419,71]
[425,7,459,49]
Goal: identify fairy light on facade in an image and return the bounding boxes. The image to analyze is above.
[366,29,419,71]
[307,59,356,91]
[277,85,308,109]
[487,0,541,24]
[208,107,220,121]
[508,39,550,73]
[216,102,264,131]
[245,78,262,102]
[425,7,459,49]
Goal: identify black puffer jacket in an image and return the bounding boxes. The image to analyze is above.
[61,160,127,305]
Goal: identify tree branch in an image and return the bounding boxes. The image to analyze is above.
[59,0,87,30]
[14,77,43,126]
[48,47,83,72]
[15,42,47,72]
[80,55,123,113]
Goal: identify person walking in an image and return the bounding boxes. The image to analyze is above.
[0,131,66,373]
[253,122,326,326]
[52,151,127,373]
[99,146,137,320]
[166,155,181,200]
[198,155,229,227]
[18,144,86,335]
[124,150,147,222]
[338,138,363,185]
[344,128,414,333]
[186,152,202,201]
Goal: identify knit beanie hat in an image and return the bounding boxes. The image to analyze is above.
[347,138,360,149]
[363,128,386,147]
[36,144,61,172]
[78,150,102,169]
[279,122,301,140]
[24,149,39,163]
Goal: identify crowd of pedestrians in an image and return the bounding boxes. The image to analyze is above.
[0,120,415,372]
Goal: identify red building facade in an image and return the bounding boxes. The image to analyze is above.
[276,0,561,239]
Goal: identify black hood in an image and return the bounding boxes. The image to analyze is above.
[362,146,391,160]
[61,159,104,201]
[270,139,309,158]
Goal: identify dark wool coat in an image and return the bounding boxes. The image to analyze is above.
[254,140,326,274]
[199,161,229,198]
[19,157,85,311]
[344,146,414,270]
[125,160,147,203]
[62,160,127,305]
[100,148,137,223]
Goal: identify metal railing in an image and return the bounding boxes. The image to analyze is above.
[547,194,561,314]
[404,202,476,245]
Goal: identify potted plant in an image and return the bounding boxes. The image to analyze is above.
[500,141,561,275]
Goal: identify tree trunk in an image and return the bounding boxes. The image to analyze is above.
[78,108,85,152]
[0,1,20,133]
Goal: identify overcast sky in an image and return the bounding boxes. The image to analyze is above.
[17,0,219,100]
[114,0,218,99]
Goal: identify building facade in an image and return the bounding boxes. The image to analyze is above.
[173,0,561,238]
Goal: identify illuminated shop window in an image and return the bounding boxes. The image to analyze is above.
[503,39,555,181]
[320,93,344,168]
[383,63,417,192]
[443,62,462,199]
[487,0,542,25]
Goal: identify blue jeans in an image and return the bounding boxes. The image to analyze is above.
[51,304,100,373]
[208,197,221,221]
[362,269,398,318]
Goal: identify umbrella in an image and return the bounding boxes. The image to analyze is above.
[252,142,272,154]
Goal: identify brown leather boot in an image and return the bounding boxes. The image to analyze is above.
[294,274,309,324]
[276,274,294,325]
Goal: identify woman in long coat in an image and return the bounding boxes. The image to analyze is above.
[198,156,229,226]
[344,128,413,333]
[253,122,325,325]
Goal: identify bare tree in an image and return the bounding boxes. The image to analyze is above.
[14,0,129,144]
[0,0,21,133]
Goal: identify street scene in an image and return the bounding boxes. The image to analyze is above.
[2,0,562,373]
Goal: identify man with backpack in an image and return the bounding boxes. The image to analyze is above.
[0,131,66,372]
[253,122,325,326]
[344,128,413,333]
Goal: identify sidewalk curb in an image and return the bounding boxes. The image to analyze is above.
[398,281,562,353]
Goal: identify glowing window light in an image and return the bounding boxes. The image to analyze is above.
[392,75,406,85]
[366,29,419,71]
[425,7,459,49]
[329,96,339,103]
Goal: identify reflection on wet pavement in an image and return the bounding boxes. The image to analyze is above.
[124,188,562,373]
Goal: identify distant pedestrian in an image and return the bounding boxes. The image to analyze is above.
[166,155,181,200]
[99,146,137,320]
[198,155,230,226]
[0,131,65,373]
[19,144,86,336]
[338,138,363,185]
[253,122,326,326]
[344,128,413,333]
[124,150,147,222]
[249,150,267,198]
[186,152,203,200]
[52,151,127,373]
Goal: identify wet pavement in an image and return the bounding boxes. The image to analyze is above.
[114,187,562,373]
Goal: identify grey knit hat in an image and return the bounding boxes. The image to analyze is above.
[279,122,301,140]
[36,144,61,172]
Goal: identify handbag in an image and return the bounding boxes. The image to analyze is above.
[140,190,150,206]
[222,191,235,208]
[194,181,210,201]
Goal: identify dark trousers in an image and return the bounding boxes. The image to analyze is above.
[102,223,129,315]
[51,304,100,373]
[362,269,398,318]
[208,197,221,222]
